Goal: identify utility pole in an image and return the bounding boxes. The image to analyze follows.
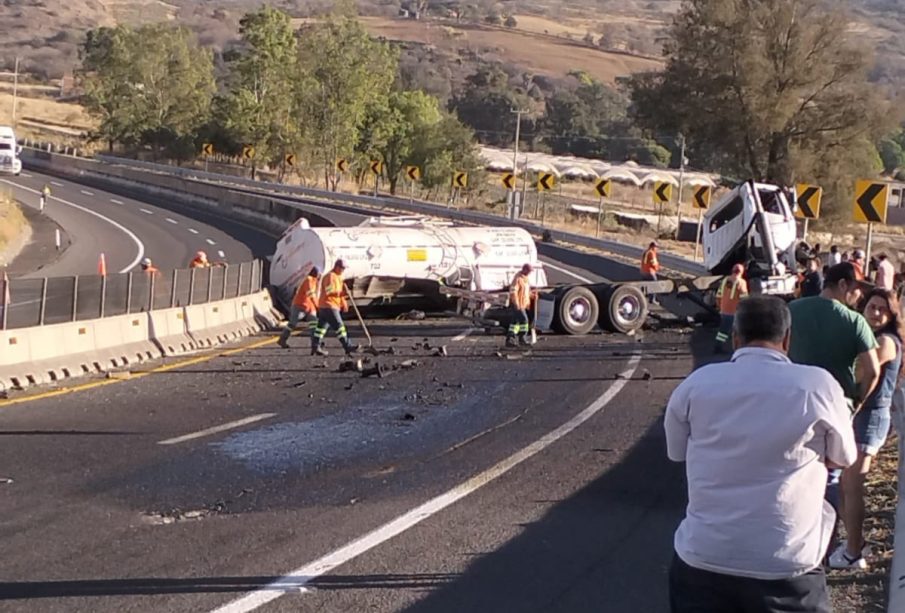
[511,108,529,215]
[11,57,20,126]
[673,133,687,239]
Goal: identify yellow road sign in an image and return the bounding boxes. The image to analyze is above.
[692,186,712,210]
[653,182,673,204]
[794,184,821,220]
[201,143,213,156]
[853,180,889,224]
[502,173,516,190]
[595,178,611,198]
[336,158,348,173]
[406,166,421,181]
[285,153,296,167]
[537,173,556,192]
[453,172,468,188]
[370,160,382,175]
[242,145,255,160]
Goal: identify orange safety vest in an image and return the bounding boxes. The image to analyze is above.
[717,275,748,315]
[852,260,865,281]
[318,271,348,310]
[509,273,532,310]
[641,248,659,275]
[190,257,210,269]
[143,265,160,276]
[292,275,320,313]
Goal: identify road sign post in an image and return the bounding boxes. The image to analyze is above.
[689,186,711,262]
[653,181,673,237]
[794,184,822,243]
[536,173,556,222]
[406,166,420,203]
[594,178,611,238]
[370,160,382,197]
[853,179,890,263]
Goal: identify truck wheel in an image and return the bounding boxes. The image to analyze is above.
[601,285,648,334]
[553,286,599,335]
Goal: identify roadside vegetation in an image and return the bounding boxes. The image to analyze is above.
[0,191,28,263]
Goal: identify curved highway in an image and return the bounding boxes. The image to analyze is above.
[0,169,695,613]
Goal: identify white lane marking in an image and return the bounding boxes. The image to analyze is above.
[80,189,94,196]
[110,199,124,205]
[1,180,145,273]
[20,172,32,178]
[205,238,216,246]
[158,413,277,446]
[217,250,226,258]
[209,354,642,613]
[188,228,199,235]
[166,217,179,225]
[452,329,473,342]
[541,260,593,284]
[50,181,64,187]
[140,208,154,215]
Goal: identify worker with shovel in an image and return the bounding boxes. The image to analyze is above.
[279,267,319,349]
[506,263,535,348]
[311,259,359,357]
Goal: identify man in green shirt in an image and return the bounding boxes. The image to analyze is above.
[789,262,880,524]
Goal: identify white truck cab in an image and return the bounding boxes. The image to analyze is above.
[0,126,22,176]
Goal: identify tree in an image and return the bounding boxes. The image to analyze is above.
[414,113,484,193]
[218,7,301,179]
[296,11,398,189]
[504,15,518,28]
[629,0,893,210]
[450,66,537,148]
[878,130,905,174]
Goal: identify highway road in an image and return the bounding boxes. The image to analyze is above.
[0,169,699,612]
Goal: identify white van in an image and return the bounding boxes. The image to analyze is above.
[0,126,22,176]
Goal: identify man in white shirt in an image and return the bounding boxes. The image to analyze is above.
[665,296,857,613]
[875,253,895,290]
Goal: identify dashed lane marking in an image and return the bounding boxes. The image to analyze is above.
[0,336,278,409]
[80,190,94,196]
[50,181,63,187]
[110,199,124,205]
[166,218,179,225]
[541,260,594,284]
[206,238,216,245]
[140,208,154,215]
[188,228,199,234]
[158,413,277,446]
[0,180,145,273]
[217,250,226,258]
[19,172,32,178]
[210,353,642,613]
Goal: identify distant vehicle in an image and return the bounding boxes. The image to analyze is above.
[270,216,547,309]
[0,126,22,176]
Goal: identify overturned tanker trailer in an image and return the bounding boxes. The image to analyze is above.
[269,215,548,310]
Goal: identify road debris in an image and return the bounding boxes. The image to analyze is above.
[105,371,132,380]
[432,345,448,357]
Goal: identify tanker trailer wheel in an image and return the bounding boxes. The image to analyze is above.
[553,286,599,335]
[600,285,648,334]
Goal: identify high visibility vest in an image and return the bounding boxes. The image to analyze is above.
[190,257,210,269]
[143,265,160,276]
[852,260,865,281]
[717,275,748,315]
[641,248,659,275]
[318,271,347,310]
[509,273,531,310]
[293,275,319,313]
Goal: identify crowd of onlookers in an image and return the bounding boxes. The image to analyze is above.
[665,255,902,612]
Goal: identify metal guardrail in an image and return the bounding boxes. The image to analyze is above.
[1,260,265,331]
[90,154,708,277]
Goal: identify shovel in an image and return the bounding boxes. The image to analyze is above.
[345,285,379,355]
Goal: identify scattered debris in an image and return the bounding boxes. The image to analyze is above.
[313,361,329,369]
[400,359,420,369]
[363,346,380,356]
[641,370,653,381]
[378,347,397,356]
[432,345,448,357]
[105,371,132,380]
[0,477,13,484]
[398,310,426,321]
[344,383,354,391]
[338,359,363,373]
[361,363,389,378]
[292,381,307,388]
[401,412,416,421]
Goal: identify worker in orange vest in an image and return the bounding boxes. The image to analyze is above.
[714,263,749,353]
[140,257,160,276]
[190,251,211,269]
[506,263,535,348]
[279,267,320,349]
[641,241,660,281]
[311,259,358,356]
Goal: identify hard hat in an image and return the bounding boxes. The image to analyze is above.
[334,258,347,270]
[141,257,152,267]
[308,266,320,276]
[732,263,744,274]
[854,249,865,259]
[649,241,658,248]
[521,263,533,273]
[196,250,207,259]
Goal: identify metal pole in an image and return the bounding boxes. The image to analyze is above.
[673,134,686,238]
[511,108,526,204]
[1,276,8,331]
[693,209,704,262]
[148,270,155,311]
[802,218,809,243]
[38,277,47,325]
[221,264,229,299]
[206,266,213,303]
[170,269,178,308]
[410,178,415,204]
[237,262,245,297]
[71,276,79,322]
[595,196,604,238]
[125,272,133,314]
[11,57,19,126]
[188,268,196,306]
[521,154,529,210]
[866,223,874,264]
[99,274,107,318]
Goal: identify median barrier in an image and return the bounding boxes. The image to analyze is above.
[248,290,282,330]
[148,307,197,357]
[0,328,36,390]
[92,314,162,366]
[184,299,256,347]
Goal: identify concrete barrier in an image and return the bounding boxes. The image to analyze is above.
[184,299,257,347]
[148,307,198,357]
[248,290,282,330]
[0,328,36,390]
[93,314,162,366]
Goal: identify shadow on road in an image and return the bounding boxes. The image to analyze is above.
[0,573,456,600]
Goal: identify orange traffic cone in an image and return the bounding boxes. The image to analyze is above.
[97,253,107,276]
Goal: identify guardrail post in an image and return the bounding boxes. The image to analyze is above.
[237,262,245,298]
[125,273,133,314]
[221,264,229,300]
[38,278,48,325]
[71,276,79,322]
[207,267,213,303]
[148,271,155,311]
[170,270,178,308]
[188,268,196,306]
[99,274,107,318]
